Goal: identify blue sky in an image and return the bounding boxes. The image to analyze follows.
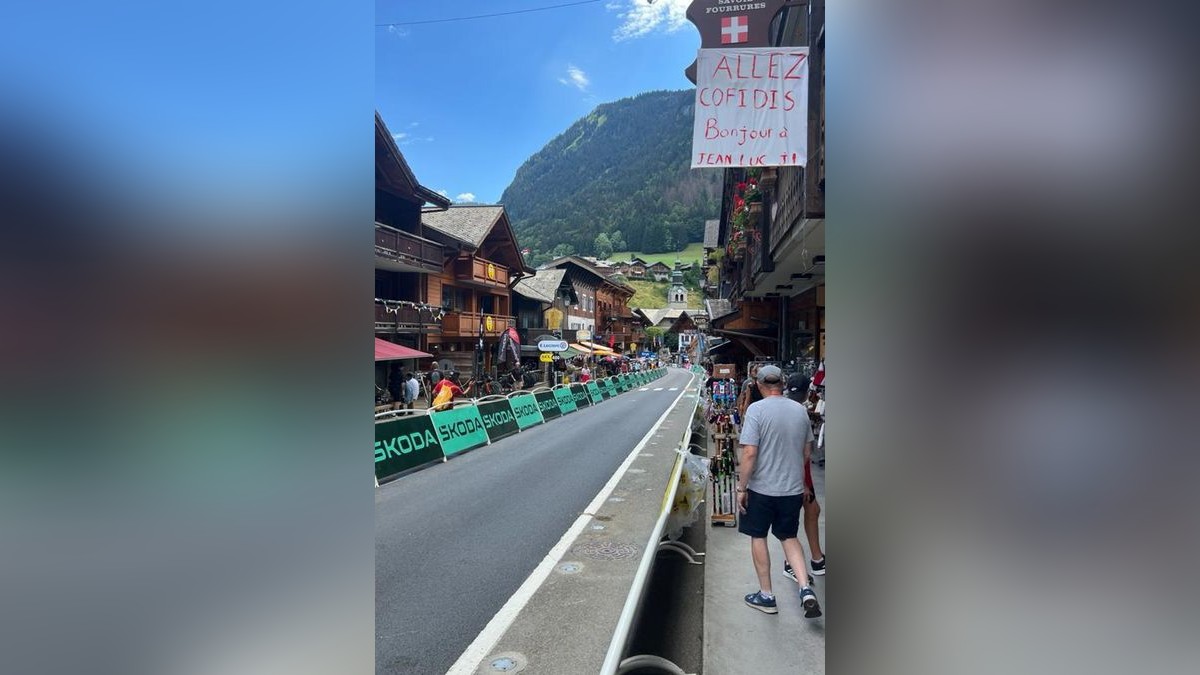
[376,0,699,204]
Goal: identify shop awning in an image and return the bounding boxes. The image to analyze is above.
[578,341,616,355]
[374,338,433,362]
[569,343,594,355]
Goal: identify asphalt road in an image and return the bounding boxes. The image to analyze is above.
[375,368,695,674]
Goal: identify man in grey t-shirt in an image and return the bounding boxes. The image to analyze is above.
[735,364,822,618]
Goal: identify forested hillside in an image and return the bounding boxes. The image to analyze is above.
[500,89,720,266]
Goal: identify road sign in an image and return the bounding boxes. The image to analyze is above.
[539,352,553,363]
[537,339,568,352]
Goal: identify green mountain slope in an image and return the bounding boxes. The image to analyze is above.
[500,90,720,265]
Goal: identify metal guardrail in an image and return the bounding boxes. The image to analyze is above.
[600,370,703,675]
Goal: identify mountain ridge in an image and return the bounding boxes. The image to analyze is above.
[500,89,721,267]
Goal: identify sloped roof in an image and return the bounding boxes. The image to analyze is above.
[375,112,451,209]
[635,307,704,326]
[512,268,567,304]
[647,261,671,271]
[705,298,734,321]
[704,219,720,248]
[542,255,635,295]
[421,205,506,247]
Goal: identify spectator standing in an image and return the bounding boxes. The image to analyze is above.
[781,374,826,581]
[405,372,420,410]
[736,365,823,619]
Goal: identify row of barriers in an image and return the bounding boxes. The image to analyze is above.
[375,368,668,482]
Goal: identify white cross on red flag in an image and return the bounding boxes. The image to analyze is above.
[720,16,749,44]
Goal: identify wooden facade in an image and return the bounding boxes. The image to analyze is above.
[707,1,825,366]
[375,114,531,377]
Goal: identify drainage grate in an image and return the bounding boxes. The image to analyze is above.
[573,541,640,561]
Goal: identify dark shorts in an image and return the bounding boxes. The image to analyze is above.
[738,490,804,540]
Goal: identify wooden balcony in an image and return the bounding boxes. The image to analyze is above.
[375,223,444,274]
[453,255,510,289]
[375,302,442,334]
[442,311,515,338]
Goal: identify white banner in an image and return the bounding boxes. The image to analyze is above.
[691,47,809,168]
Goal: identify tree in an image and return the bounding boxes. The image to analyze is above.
[550,243,575,258]
[594,233,613,260]
[644,326,665,348]
[610,230,627,252]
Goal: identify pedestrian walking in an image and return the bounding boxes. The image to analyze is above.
[736,365,823,618]
[782,373,826,582]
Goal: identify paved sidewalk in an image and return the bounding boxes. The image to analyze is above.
[702,460,826,674]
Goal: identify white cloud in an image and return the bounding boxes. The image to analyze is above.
[558,65,590,91]
[609,0,689,41]
[436,189,449,198]
[386,25,410,38]
[409,122,419,127]
[392,132,408,142]
[454,192,477,203]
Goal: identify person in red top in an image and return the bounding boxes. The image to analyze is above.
[432,372,473,399]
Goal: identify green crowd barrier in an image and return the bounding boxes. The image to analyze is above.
[534,389,562,420]
[553,386,578,414]
[375,414,444,481]
[508,392,545,430]
[377,366,685,485]
[477,398,520,443]
[569,383,592,408]
[429,404,490,457]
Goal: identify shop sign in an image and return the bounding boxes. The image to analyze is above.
[534,390,562,420]
[538,339,568,352]
[429,405,489,457]
[375,415,444,481]
[477,399,520,443]
[539,352,553,363]
[509,393,545,430]
[577,329,592,342]
[553,386,578,414]
[683,0,787,83]
[570,384,592,408]
[586,381,605,404]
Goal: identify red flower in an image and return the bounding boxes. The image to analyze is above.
[736,182,747,192]
[733,196,745,209]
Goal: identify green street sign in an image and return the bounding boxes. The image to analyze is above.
[429,405,489,457]
[553,386,578,414]
[534,390,561,420]
[509,393,544,429]
[375,415,443,481]
[586,381,604,404]
[477,399,519,443]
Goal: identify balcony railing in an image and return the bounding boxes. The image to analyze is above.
[442,311,515,337]
[375,302,442,334]
[453,255,509,289]
[375,223,444,273]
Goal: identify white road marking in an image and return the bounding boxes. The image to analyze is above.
[638,387,649,391]
[445,379,694,675]
[653,387,664,391]
[668,387,679,391]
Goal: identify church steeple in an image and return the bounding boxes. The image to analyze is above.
[668,258,688,309]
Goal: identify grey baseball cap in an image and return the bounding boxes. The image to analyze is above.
[756,364,783,383]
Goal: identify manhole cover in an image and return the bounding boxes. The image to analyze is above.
[483,652,528,673]
[573,541,640,561]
